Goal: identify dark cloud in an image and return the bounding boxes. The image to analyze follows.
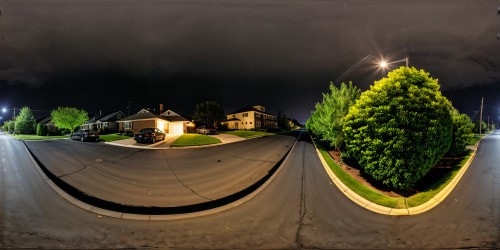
[0,0,499,123]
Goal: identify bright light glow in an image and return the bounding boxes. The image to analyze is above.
[379,60,388,68]
[1,108,6,113]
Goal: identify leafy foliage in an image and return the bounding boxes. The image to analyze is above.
[342,67,452,190]
[51,107,89,132]
[306,82,361,150]
[36,123,47,136]
[447,108,474,156]
[193,101,225,128]
[14,107,36,134]
[2,120,14,132]
[277,111,291,130]
[473,120,487,134]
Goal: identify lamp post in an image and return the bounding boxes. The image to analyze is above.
[2,107,17,120]
[378,57,409,69]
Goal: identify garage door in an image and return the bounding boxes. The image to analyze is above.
[169,122,184,135]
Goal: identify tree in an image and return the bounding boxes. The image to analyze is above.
[306,81,361,150]
[14,106,36,134]
[3,120,15,132]
[277,111,291,130]
[193,101,225,128]
[447,108,474,156]
[342,67,452,190]
[473,120,487,134]
[51,107,89,132]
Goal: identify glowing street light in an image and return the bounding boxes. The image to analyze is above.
[1,107,17,119]
[378,57,409,69]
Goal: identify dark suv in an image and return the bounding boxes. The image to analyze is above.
[70,129,99,142]
[134,128,165,144]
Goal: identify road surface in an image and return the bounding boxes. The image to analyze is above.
[1,131,499,248]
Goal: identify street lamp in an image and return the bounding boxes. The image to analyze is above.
[2,107,17,119]
[378,57,409,69]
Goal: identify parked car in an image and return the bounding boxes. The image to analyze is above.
[70,129,99,142]
[134,128,165,144]
[196,126,217,135]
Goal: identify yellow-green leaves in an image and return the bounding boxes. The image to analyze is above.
[342,67,452,191]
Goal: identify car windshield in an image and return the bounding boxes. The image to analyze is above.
[140,128,154,133]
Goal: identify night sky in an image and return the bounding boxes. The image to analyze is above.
[0,0,499,123]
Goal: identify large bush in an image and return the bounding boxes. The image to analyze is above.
[342,67,452,190]
[447,108,474,156]
[36,123,47,136]
[306,82,361,150]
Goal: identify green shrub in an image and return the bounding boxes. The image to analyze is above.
[447,108,474,156]
[36,123,47,136]
[342,67,452,191]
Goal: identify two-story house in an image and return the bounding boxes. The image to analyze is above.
[224,105,278,130]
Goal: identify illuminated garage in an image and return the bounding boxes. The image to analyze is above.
[168,122,185,135]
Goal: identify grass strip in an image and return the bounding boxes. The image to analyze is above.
[221,130,274,138]
[99,133,132,142]
[316,143,403,208]
[406,150,473,207]
[316,138,477,209]
[12,134,68,140]
[171,134,221,147]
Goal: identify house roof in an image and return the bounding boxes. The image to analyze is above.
[117,110,166,122]
[84,116,97,124]
[164,115,189,122]
[117,109,188,122]
[227,106,275,116]
[96,111,125,122]
[37,117,52,125]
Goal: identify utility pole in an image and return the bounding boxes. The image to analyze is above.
[479,97,484,135]
[488,116,490,132]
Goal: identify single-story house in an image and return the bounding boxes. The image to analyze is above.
[224,105,278,130]
[37,117,61,135]
[80,111,125,133]
[117,108,191,135]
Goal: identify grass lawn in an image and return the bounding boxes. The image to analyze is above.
[171,134,221,147]
[221,130,274,138]
[12,134,68,140]
[99,133,132,142]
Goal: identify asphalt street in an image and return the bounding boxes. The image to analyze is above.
[24,135,295,208]
[1,131,499,248]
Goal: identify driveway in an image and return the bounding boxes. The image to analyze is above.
[105,134,181,149]
[106,133,246,149]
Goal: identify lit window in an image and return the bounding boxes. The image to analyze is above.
[124,122,132,129]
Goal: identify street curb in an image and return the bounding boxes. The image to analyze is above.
[314,136,483,216]
[22,132,302,220]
